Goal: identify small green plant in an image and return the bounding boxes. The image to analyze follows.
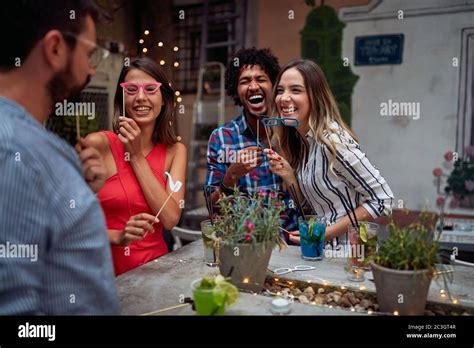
[373,212,439,271]
[212,187,286,249]
[371,212,453,298]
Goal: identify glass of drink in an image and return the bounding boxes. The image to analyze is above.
[298,215,326,261]
[346,222,379,282]
[201,219,218,267]
[191,278,226,315]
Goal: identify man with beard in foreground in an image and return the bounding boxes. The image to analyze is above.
[0,0,119,314]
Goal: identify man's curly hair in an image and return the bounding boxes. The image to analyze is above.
[225,47,280,106]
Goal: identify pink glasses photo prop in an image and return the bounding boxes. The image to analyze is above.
[120,82,162,116]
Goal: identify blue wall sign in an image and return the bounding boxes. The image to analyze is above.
[355,34,404,65]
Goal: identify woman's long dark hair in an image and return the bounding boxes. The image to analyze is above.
[112,57,177,146]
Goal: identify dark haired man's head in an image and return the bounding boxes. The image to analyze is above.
[225,47,280,116]
[0,1,106,119]
[0,0,104,70]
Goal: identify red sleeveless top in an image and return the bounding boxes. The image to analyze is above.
[97,131,168,276]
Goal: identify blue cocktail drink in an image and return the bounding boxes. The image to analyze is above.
[298,216,326,260]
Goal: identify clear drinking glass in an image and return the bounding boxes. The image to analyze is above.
[346,222,379,282]
[201,219,218,267]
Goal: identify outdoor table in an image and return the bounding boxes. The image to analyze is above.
[116,241,474,315]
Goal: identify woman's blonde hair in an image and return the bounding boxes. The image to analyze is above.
[272,59,358,175]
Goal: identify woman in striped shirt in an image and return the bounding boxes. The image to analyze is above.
[265,59,393,244]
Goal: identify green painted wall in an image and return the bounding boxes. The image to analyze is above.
[301,5,358,126]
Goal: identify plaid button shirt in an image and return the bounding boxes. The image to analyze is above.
[206,113,298,232]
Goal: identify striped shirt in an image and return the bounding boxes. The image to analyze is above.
[0,97,120,315]
[298,123,394,242]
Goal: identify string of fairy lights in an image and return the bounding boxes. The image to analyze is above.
[266,272,461,316]
[139,29,183,104]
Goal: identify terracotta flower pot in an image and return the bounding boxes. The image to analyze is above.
[370,261,432,315]
[219,241,274,292]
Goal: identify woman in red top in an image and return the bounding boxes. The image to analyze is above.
[86,57,187,275]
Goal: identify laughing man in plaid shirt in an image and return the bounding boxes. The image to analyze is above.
[205,47,298,234]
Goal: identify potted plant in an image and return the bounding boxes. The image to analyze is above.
[369,213,451,315]
[212,188,287,292]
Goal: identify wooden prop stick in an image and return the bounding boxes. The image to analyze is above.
[256,118,260,147]
[250,111,266,148]
[151,193,174,226]
[141,303,191,316]
[122,89,126,116]
[76,115,81,141]
[263,123,272,151]
[151,173,183,227]
[143,192,174,239]
[142,173,183,239]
